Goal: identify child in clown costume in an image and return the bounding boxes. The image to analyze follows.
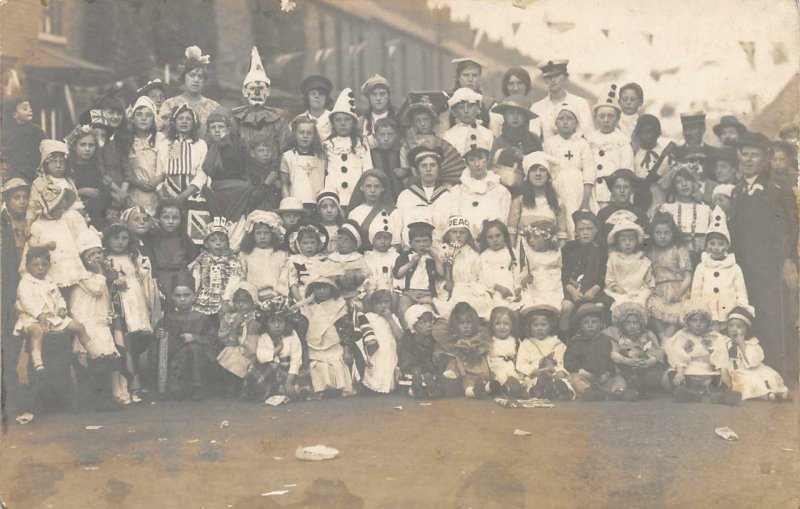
[323,88,373,207]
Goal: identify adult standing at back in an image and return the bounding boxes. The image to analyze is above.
[530,60,592,141]
[446,58,497,133]
[230,47,291,212]
[159,46,221,138]
[730,132,799,380]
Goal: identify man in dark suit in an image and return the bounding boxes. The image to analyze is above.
[730,131,799,380]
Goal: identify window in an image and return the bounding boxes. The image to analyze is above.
[39,0,66,43]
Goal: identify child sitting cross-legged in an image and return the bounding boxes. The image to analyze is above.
[663,300,741,405]
[216,281,262,398]
[725,306,788,402]
[240,296,309,402]
[397,305,452,400]
[515,305,574,400]
[605,302,667,399]
[432,301,493,399]
[564,303,636,401]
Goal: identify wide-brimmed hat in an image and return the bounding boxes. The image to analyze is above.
[520,304,559,324]
[712,115,747,137]
[301,75,333,96]
[491,95,535,120]
[572,303,606,326]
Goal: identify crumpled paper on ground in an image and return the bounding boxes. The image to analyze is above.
[295,445,340,461]
[715,426,739,441]
[494,397,554,409]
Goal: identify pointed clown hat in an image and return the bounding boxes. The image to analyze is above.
[330,88,358,122]
[706,206,730,243]
[243,46,270,87]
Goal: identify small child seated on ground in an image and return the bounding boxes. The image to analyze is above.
[564,303,636,402]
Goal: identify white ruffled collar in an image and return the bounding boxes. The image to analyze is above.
[459,168,500,194]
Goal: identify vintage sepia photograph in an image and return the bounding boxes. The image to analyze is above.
[0,0,798,507]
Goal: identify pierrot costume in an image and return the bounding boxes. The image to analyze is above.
[442,88,495,156]
[323,88,373,207]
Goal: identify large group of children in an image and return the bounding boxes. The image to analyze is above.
[1,45,795,417]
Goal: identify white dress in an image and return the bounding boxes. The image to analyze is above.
[729,337,788,400]
[605,251,653,310]
[69,273,117,358]
[480,248,520,308]
[359,312,399,393]
[238,248,289,300]
[363,249,400,291]
[434,246,492,319]
[25,209,89,288]
[107,254,153,334]
[583,129,634,206]
[519,247,564,310]
[488,336,521,384]
[323,137,372,207]
[544,133,598,236]
[280,149,325,206]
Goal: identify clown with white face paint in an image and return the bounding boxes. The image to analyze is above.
[230,47,291,191]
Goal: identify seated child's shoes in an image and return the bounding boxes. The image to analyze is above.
[673,385,701,403]
[581,388,606,402]
[464,386,476,399]
[619,388,639,402]
[553,378,575,400]
[504,378,526,399]
[488,380,503,396]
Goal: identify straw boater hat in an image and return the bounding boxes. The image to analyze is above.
[136,79,167,98]
[519,304,560,324]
